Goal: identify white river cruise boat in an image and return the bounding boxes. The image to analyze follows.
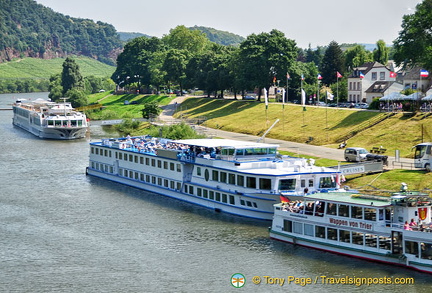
[12,98,88,139]
[86,136,346,220]
[270,190,432,273]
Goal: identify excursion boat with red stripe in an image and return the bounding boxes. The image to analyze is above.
[12,98,88,139]
[270,189,432,273]
[86,137,347,220]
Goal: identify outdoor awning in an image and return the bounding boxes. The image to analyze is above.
[404,92,422,100]
[379,92,406,101]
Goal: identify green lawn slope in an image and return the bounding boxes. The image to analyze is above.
[175,97,432,158]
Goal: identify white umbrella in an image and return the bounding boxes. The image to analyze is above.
[379,92,406,101]
[404,92,422,100]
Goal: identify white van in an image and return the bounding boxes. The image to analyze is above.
[344,147,368,162]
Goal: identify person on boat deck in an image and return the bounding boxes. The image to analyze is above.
[409,218,418,227]
[404,221,412,230]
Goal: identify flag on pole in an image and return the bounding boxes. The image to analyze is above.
[420,69,429,77]
[317,74,323,80]
[301,89,306,106]
[286,73,291,79]
[279,195,290,203]
[359,72,365,79]
[326,91,334,101]
[301,74,305,81]
[336,71,343,78]
[389,71,397,78]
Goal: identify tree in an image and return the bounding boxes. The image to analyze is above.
[48,74,63,101]
[162,49,187,94]
[237,29,298,99]
[112,37,165,91]
[320,41,345,85]
[162,25,210,57]
[393,0,432,70]
[141,101,162,119]
[373,40,389,65]
[61,57,84,96]
[344,45,373,70]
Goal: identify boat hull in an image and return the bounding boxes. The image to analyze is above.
[87,168,275,220]
[270,229,432,274]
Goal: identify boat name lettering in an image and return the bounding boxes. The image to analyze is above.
[290,213,308,219]
[329,218,372,230]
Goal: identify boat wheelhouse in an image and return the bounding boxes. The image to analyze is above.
[12,98,88,139]
[86,136,346,220]
[270,190,432,273]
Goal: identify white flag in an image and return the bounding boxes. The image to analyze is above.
[263,88,268,108]
[281,89,286,104]
[326,91,334,101]
[301,89,306,106]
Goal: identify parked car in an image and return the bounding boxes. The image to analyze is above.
[344,147,368,162]
[356,103,369,109]
[244,95,256,100]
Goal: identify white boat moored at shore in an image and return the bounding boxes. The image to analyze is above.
[12,98,88,139]
[86,136,347,220]
[270,190,432,273]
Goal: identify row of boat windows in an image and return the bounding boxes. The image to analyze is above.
[14,107,30,118]
[283,220,393,250]
[46,119,84,127]
[91,161,183,190]
[284,219,432,259]
[282,201,384,221]
[196,166,336,191]
[91,147,182,172]
[183,184,257,208]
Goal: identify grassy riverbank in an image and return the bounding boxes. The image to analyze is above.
[175,97,432,158]
[85,93,432,192]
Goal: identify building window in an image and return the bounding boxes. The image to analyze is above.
[380,72,385,80]
[372,72,377,80]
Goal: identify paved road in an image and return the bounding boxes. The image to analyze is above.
[159,96,415,170]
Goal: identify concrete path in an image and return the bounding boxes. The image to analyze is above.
[158,96,415,170]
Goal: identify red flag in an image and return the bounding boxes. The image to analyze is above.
[317,74,323,80]
[279,195,290,203]
[336,71,342,78]
[389,71,397,78]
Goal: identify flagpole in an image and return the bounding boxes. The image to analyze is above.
[326,92,328,142]
[337,75,339,108]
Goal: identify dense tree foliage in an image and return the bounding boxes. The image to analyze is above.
[320,41,345,85]
[345,45,373,70]
[0,0,122,65]
[236,30,298,99]
[373,40,389,65]
[61,57,84,96]
[393,0,432,70]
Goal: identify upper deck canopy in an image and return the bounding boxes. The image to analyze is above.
[304,192,392,207]
[173,139,278,149]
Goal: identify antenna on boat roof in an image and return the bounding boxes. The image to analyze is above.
[257,119,279,143]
